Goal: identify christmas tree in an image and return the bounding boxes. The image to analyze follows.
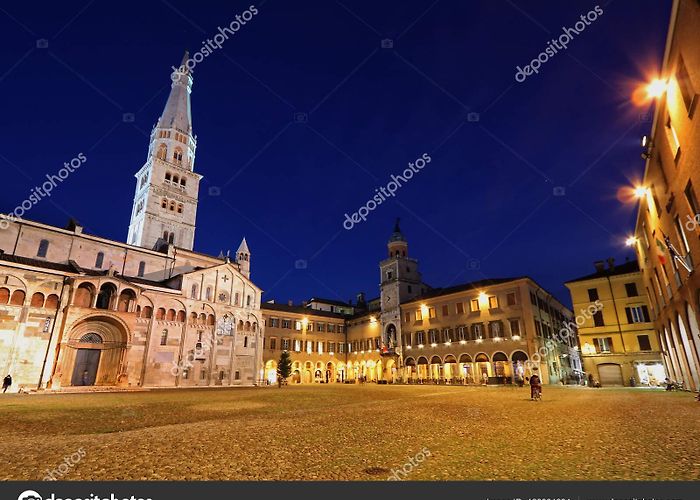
[277,350,292,388]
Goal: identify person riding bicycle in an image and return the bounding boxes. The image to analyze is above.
[530,372,542,400]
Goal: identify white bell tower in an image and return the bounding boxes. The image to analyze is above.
[127,51,202,251]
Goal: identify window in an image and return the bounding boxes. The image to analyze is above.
[587,288,599,301]
[160,329,168,346]
[317,342,324,354]
[37,239,49,258]
[415,331,425,345]
[685,181,699,221]
[593,311,604,327]
[281,319,291,329]
[405,312,411,323]
[386,271,393,280]
[328,342,335,353]
[624,283,638,297]
[294,340,301,352]
[415,310,422,321]
[506,292,517,306]
[317,323,325,332]
[161,198,168,209]
[337,325,345,334]
[593,337,613,353]
[281,338,290,350]
[338,342,345,353]
[190,284,198,299]
[294,321,302,331]
[665,114,681,161]
[488,296,498,309]
[269,317,279,328]
[429,329,438,344]
[234,371,240,380]
[625,305,650,323]
[509,319,521,337]
[244,336,248,348]
[205,287,212,301]
[675,54,697,115]
[638,335,652,351]
[137,261,146,277]
[269,338,277,350]
[457,326,466,341]
[247,295,252,306]
[173,148,183,165]
[306,322,313,332]
[327,324,336,333]
[456,302,464,314]
[470,299,480,312]
[428,307,436,319]
[441,305,449,316]
[471,323,482,340]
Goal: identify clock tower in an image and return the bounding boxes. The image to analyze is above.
[379,219,424,356]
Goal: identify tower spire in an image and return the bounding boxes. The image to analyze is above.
[160,50,193,133]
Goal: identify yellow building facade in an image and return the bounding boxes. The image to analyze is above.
[565,259,665,386]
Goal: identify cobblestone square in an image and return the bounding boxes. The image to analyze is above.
[1,385,698,481]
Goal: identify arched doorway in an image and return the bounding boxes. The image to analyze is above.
[416,356,429,382]
[61,315,129,387]
[459,354,473,384]
[511,350,529,383]
[384,358,396,383]
[475,353,490,383]
[403,357,416,382]
[492,351,509,383]
[326,362,335,383]
[443,354,457,383]
[429,355,442,382]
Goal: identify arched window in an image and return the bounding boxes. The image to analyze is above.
[161,198,168,209]
[173,175,179,184]
[156,143,167,160]
[74,283,94,308]
[30,292,45,308]
[37,239,49,258]
[138,261,146,277]
[79,333,103,344]
[169,201,176,211]
[95,252,104,269]
[0,287,9,304]
[166,309,176,321]
[168,232,174,244]
[165,172,171,182]
[246,295,252,306]
[96,284,116,310]
[160,329,168,346]
[10,289,25,306]
[190,284,198,299]
[156,308,166,320]
[177,204,183,214]
[117,289,136,312]
[177,310,186,322]
[45,294,59,309]
[173,148,183,165]
[180,177,187,187]
[205,287,212,301]
[142,306,153,319]
[207,314,215,326]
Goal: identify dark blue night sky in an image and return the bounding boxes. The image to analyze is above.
[0,0,671,307]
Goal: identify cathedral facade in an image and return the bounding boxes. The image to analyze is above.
[0,53,580,392]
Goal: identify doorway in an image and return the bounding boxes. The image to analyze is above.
[71,349,101,386]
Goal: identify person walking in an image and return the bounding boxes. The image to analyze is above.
[2,374,11,393]
[529,372,542,401]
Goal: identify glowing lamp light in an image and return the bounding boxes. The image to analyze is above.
[418,344,424,349]
[406,345,412,350]
[420,304,429,316]
[625,236,639,247]
[445,341,451,346]
[477,291,489,309]
[459,340,466,344]
[633,186,649,198]
[369,315,377,325]
[430,343,437,348]
[646,78,668,98]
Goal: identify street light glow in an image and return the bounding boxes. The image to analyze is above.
[646,78,668,98]
[625,236,639,247]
